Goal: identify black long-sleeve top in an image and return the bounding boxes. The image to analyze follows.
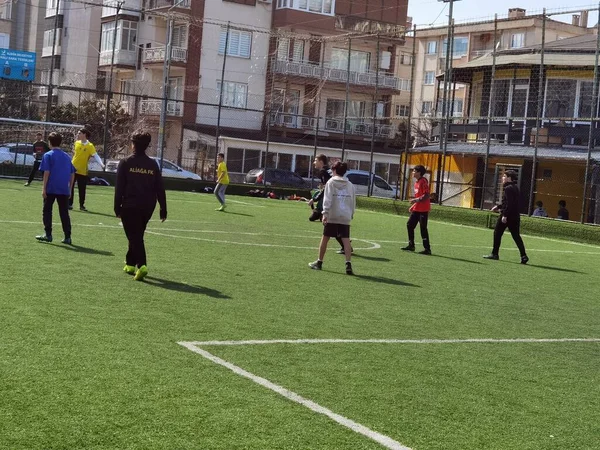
[114,154,167,217]
[315,165,332,202]
[500,181,520,218]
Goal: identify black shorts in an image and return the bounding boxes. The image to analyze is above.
[323,223,350,238]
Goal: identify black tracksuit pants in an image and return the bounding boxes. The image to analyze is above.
[27,160,41,184]
[121,208,154,267]
[407,211,431,250]
[43,194,71,238]
[69,174,88,207]
[492,215,527,257]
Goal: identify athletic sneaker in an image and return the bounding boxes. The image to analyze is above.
[79,206,88,212]
[419,249,432,255]
[123,264,136,275]
[345,262,354,275]
[483,254,499,260]
[521,255,529,265]
[35,234,52,242]
[216,205,226,212]
[61,237,72,245]
[68,205,73,210]
[134,265,148,281]
[401,244,415,252]
[336,246,354,254]
[24,182,31,186]
[308,260,322,270]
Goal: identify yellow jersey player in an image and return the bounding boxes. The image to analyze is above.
[70,128,105,211]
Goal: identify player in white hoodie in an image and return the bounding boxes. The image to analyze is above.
[309,161,356,275]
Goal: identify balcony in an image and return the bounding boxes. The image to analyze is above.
[270,112,396,139]
[102,0,141,18]
[143,46,187,64]
[272,59,405,91]
[470,49,493,60]
[140,100,183,117]
[146,0,190,10]
[99,49,137,67]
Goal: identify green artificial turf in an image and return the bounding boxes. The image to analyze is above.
[0,179,598,450]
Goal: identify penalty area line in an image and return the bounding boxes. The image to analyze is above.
[178,341,411,450]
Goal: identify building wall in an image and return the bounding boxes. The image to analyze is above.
[196,1,271,130]
[535,160,586,222]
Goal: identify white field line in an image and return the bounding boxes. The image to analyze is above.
[179,337,600,450]
[360,209,600,249]
[178,341,411,450]
[182,338,600,347]
[147,230,380,251]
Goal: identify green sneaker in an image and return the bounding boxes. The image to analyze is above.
[133,265,148,281]
[123,264,136,275]
[216,205,226,211]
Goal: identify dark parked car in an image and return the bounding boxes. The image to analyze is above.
[245,168,307,189]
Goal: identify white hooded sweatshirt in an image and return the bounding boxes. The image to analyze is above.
[322,176,356,225]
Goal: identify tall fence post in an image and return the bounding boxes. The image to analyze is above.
[102,1,122,168]
[528,9,546,215]
[341,37,352,161]
[214,22,231,180]
[400,25,417,201]
[311,38,326,188]
[581,4,600,223]
[367,34,381,197]
[480,15,499,210]
[44,0,61,123]
[263,35,278,187]
[439,18,455,204]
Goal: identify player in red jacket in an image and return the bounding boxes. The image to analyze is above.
[401,165,431,255]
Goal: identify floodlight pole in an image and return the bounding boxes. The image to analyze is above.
[44,0,61,123]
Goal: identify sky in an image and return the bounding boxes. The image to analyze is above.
[407,0,599,27]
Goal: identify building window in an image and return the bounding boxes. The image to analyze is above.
[172,25,188,48]
[100,21,138,53]
[0,33,9,49]
[400,54,413,65]
[330,48,370,73]
[424,71,435,85]
[421,101,433,114]
[395,105,409,117]
[0,1,12,19]
[426,41,437,54]
[277,38,304,62]
[510,33,525,49]
[326,99,365,119]
[442,36,468,58]
[545,79,577,118]
[42,29,62,56]
[46,0,62,17]
[217,81,248,108]
[219,28,252,58]
[276,0,334,15]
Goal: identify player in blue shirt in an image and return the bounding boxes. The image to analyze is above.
[36,132,76,244]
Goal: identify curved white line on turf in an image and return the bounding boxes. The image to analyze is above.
[179,341,411,450]
[182,338,600,346]
[146,230,380,251]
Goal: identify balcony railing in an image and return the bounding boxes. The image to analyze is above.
[470,49,493,59]
[272,59,406,91]
[143,46,187,63]
[140,100,183,117]
[99,49,137,67]
[146,0,190,9]
[269,112,396,139]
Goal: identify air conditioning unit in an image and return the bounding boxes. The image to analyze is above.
[258,0,272,3]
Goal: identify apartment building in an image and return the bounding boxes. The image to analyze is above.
[39,0,101,103]
[0,0,46,53]
[408,8,591,126]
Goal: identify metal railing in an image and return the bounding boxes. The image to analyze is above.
[269,112,396,139]
[140,100,183,116]
[146,0,190,9]
[272,59,407,90]
[143,46,188,63]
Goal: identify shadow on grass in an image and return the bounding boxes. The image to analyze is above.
[145,276,231,299]
[352,253,392,263]
[219,211,254,217]
[430,254,483,265]
[353,274,420,288]
[502,261,584,274]
[45,242,114,256]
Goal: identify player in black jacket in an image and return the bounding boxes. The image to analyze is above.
[484,170,528,264]
[114,130,167,281]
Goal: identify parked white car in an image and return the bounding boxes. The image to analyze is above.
[151,157,202,180]
[0,143,35,166]
[345,170,399,199]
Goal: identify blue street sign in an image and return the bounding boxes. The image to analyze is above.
[0,49,36,82]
